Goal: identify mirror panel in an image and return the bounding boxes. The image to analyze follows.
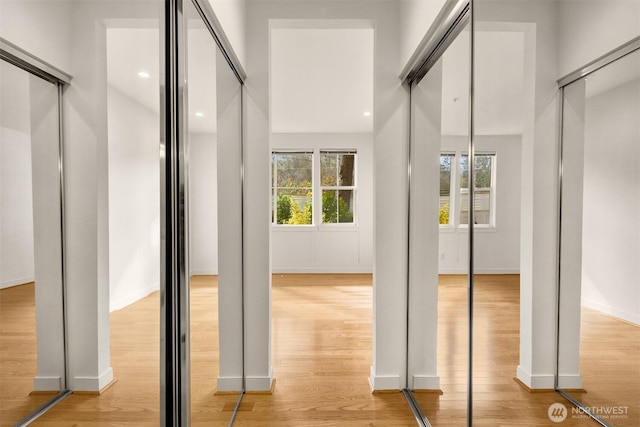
[558,48,640,425]
[0,58,66,425]
[409,22,471,425]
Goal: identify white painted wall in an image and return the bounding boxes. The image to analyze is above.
[0,126,35,289]
[439,135,521,274]
[0,55,35,289]
[189,132,219,275]
[209,0,247,69]
[107,86,160,312]
[270,133,374,273]
[399,0,448,71]
[582,78,640,325]
[557,0,640,78]
[0,0,72,73]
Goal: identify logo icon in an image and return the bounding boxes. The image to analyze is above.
[548,402,568,423]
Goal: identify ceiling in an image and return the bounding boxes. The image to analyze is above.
[103,21,638,138]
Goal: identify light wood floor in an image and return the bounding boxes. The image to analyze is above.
[1,275,638,426]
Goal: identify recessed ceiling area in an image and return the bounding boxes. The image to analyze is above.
[270,27,374,134]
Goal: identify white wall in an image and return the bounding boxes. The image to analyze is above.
[582,78,640,325]
[107,86,160,312]
[439,135,521,274]
[0,0,72,73]
[557,0,640,78]
[0,59,35,289]
[208,0,247,69]
[189,132,219,275]
[271,133,373,273]
[0,127,35,289]
[399,0,447,71]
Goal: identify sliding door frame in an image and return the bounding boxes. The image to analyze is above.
[554,35,640,427]
[0,38,73,426]
[161,1,246,426]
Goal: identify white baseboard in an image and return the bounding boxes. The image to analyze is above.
[110,282,159,312]
[245,370,274,392]
[33,376,62,391]
[73,367,114,392]
[438,268,520,275]
[217,376,243,392]
[412,374,440,390]
[272,267,373,274]
[557,374,583,389]
[582,298,640,326]
[516,365,555,389]
[190,269,218,276]
[369,366,400,391]
[1,276,35,290]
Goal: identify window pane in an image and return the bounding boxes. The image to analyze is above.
[322,190,354,223]
[275,153,312,187]
[459,154,494,225]
[321,152,355,186]
[440,154,453,225]
[272,152,313,225]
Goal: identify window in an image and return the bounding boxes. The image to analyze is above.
[271,152,313,225]
[271,149,357,225]
[439,152,495,227]
[320,151,356,224]
[439,154,454,225]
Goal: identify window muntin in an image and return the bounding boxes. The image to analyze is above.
[271,152,313,225]
[320,151,356,224]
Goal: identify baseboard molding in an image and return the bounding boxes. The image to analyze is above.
[412,374,440,391]
[272,267,373,274]
[582,298,640,326]
[110,282,159,312]
[73,367,114,392]
[33,376,62,392]
[1,276,35,290]
[516,365,555,390]
[369,366,400,391]
[557,374,583,390]
[216,376,243,393]
[438,268,520,275]
[190,269,218,276]
[245,375,274,393]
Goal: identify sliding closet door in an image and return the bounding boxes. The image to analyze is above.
[185,0,244,424]
[0,58,66,424]
[558,47,640,426]
[408,21,471,425]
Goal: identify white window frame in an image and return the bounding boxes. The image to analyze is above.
[440,151,496,230]
[271,150,314,227]
[318,149,358,227]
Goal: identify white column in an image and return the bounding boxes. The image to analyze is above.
[407,62,442,391]
[216,49,245,392]
[556,80,586,389]
[63,7,112,391]
[30,75,66,391]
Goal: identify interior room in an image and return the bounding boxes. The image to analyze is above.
[0,0,638,426]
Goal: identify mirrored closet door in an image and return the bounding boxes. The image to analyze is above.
[0,56,67,425]
[558,44,640,426]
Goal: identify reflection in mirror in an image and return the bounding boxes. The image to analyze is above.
[186,0,244,423]
[408,23,470,424]
[558,48,640,425]
[0,59,66,424]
